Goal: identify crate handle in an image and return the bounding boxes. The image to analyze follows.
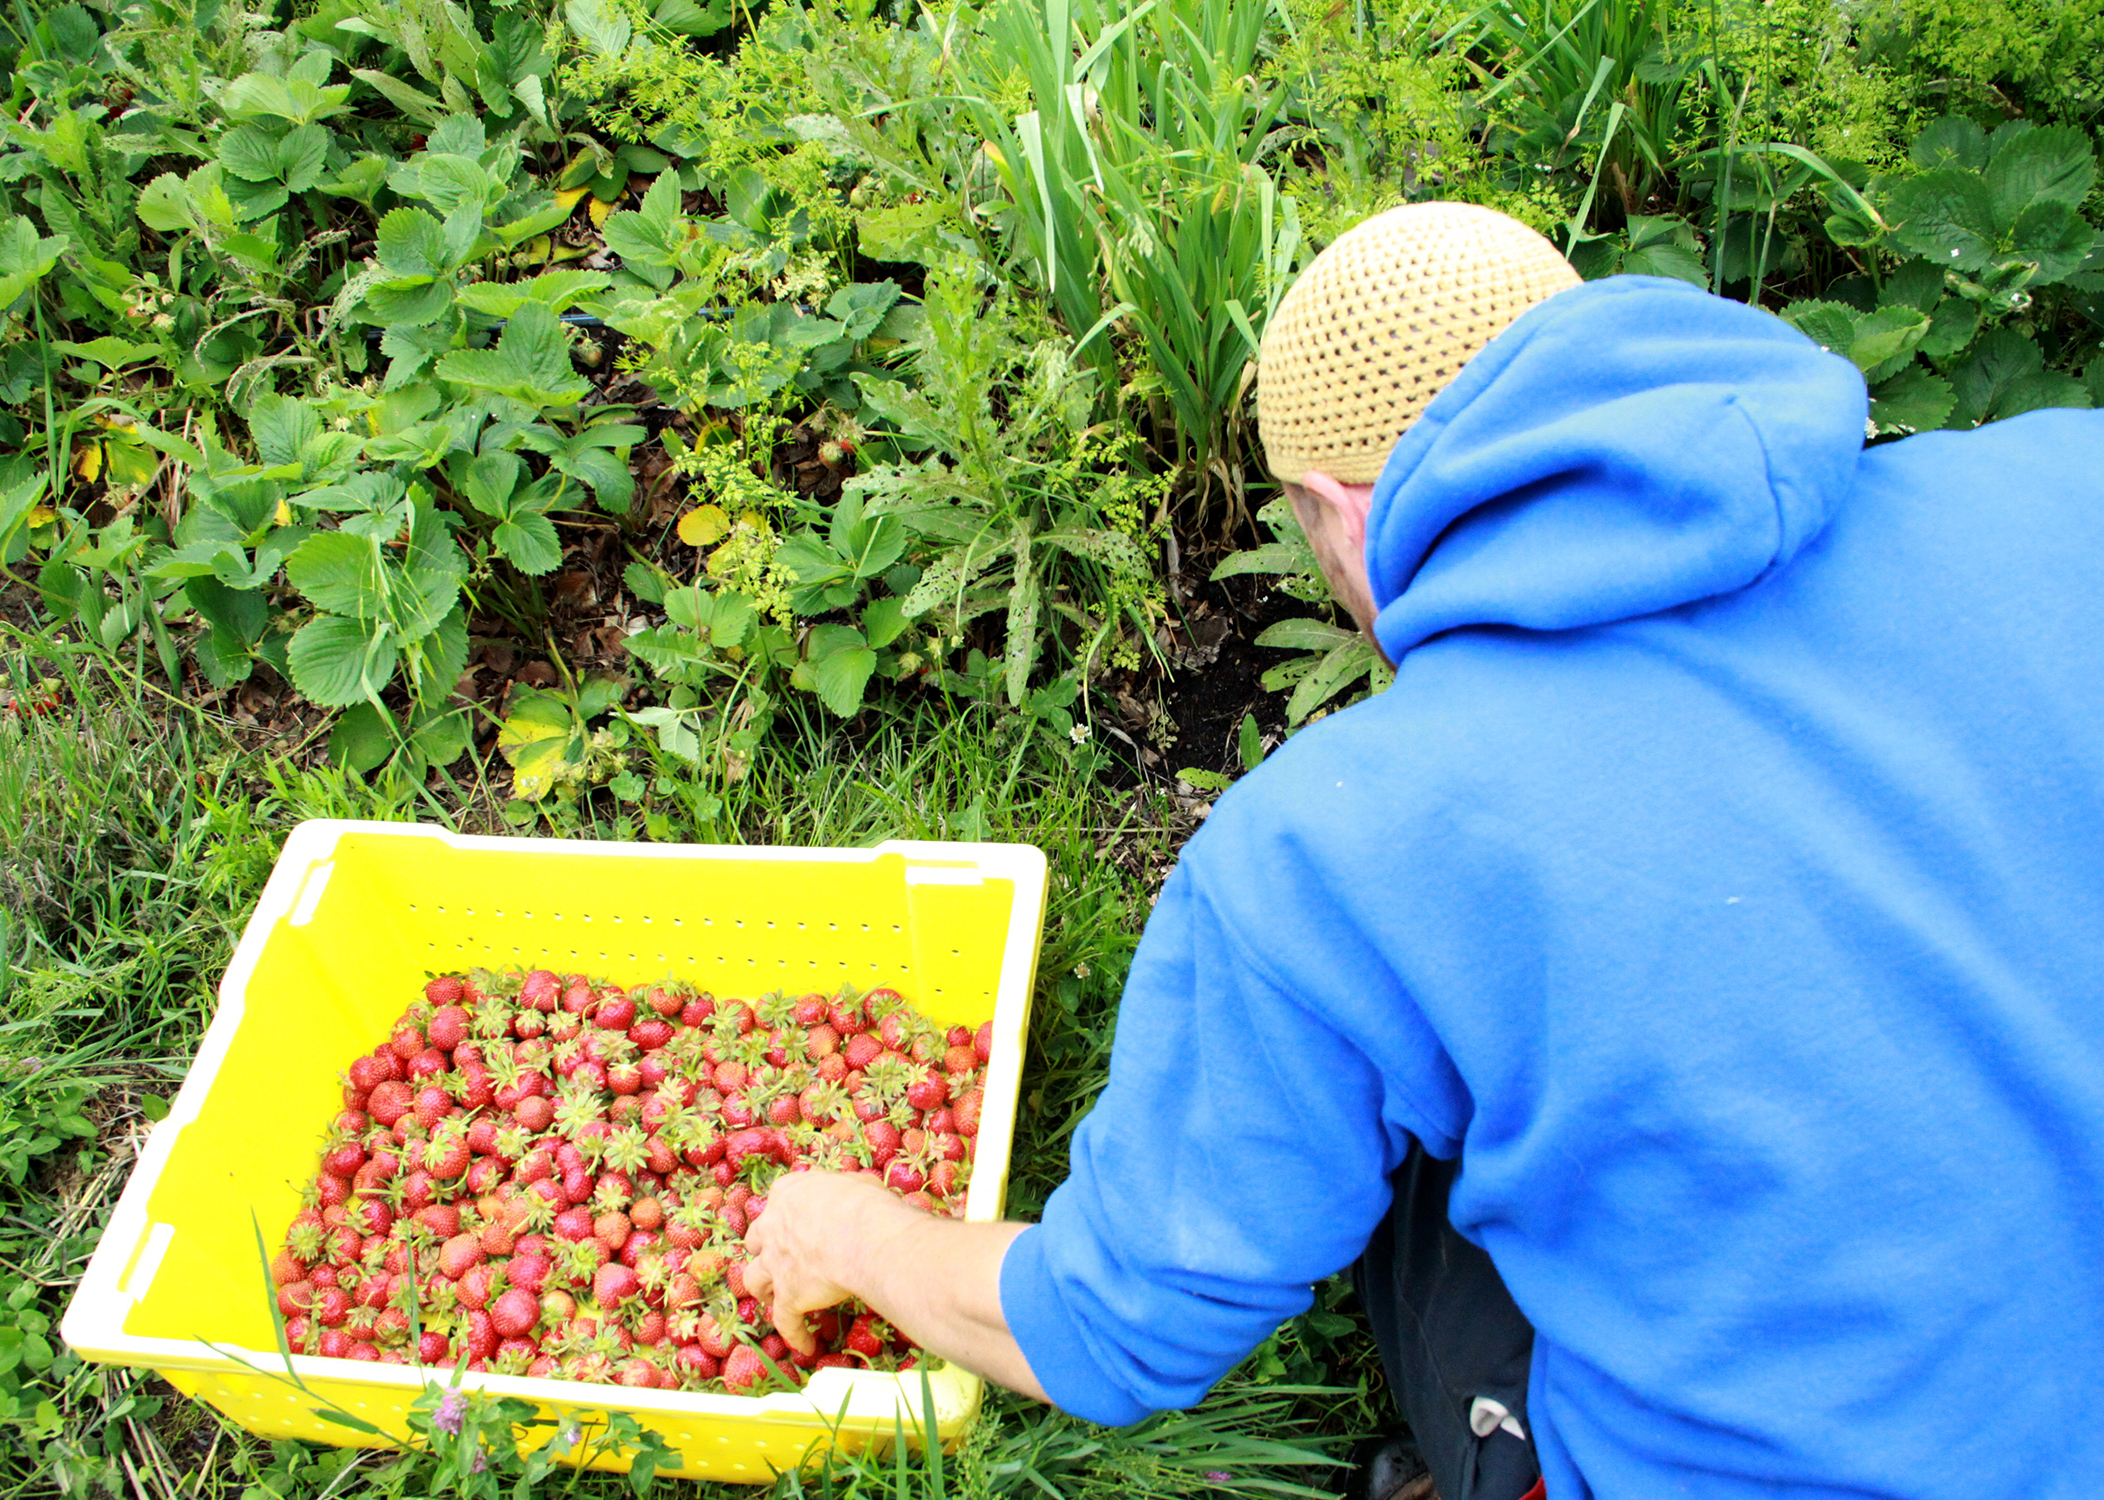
[116,1220,175,1303]
[287,860,335,928]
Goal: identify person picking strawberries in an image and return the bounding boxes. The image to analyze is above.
[748,201,2104,1500]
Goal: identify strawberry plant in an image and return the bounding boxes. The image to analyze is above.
[269,971,992,1391]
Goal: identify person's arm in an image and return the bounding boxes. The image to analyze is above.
[743,1169,1049,1401]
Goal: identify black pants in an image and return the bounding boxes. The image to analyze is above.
[1352,1146,1542,1500]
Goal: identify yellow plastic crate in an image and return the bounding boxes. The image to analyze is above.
[62,820,1047,1483]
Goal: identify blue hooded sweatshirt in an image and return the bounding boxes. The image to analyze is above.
[999,276,2104,1497]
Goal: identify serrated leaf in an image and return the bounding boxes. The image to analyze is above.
[1994,369,2090,420]
[1869,365,1955,435]
[1211,541,1314,581]
[677,503,728,546]
[1780,299,1861,358]
[286,530,386,619]
[1886,170,1998,272]
[566,0,631,55]
[288,612,397,706]
[1847,305,1928,373]
[805,625,876,717]
[1918,295,1979,359]
[278,123,330,193]
[2008,200,2094,285]
[494,513,562,573]
[461,451,523,517]
[1878,259,1946,314]
[454,269,612,318]
[1985,124,2096,222]
[435,302,589,410]
[376,207,449,279]
[217,124,284,183]
[1910,116,1988,173]
[251,393,321,469]
[862,595,906,648]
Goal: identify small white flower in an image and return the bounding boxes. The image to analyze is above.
[1068,722,1092,744]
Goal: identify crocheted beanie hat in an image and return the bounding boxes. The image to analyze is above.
[1257,202,1582,485]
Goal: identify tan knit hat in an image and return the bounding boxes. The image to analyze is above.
[1257,202,1582,484]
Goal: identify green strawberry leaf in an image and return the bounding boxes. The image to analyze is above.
[287,531,386,620]
[1985,124,2096,222]
[1869,364,1955,435]
[803,624,876,718]
[461,450,524,517]
[435,302,589,411]
[1909,115,1988,173]
[376,207,450,279]
[494,513,562,574]
[1886,170,1998,272]
[454,270,613,318]
[278,123,330,194]
[217,124,285,184]
[288,612,398,706]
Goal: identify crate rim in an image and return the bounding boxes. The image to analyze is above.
[61,820,1048,1436]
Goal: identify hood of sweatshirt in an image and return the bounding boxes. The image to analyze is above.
[1364,276,1869,662]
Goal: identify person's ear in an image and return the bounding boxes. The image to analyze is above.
[1295,470,1376,553]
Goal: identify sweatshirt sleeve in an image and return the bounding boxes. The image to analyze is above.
[998,833,1462,1425]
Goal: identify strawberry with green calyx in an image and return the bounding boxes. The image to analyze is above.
[952,1086,984,1137]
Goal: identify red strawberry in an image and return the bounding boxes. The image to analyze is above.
[814,1352,855,1369]
[366,1081,413,1127]
[593,1263,641,1304]
[514,1095,555,1132]
[521,970,561,1010]
[428,1005,471,1051]
[944,1045,977,1075]
[512,1008,547,1039]
[562,980,595,1015]
[416,1203,462,1238]
[458,1263,494,1310]
[930,1160,965,1197]
[596,993,637,1031]
[676,1343,720,1381]
[906,1072,949,1110]
[491,1287,539,1338]
[828,999,867,1036]
[679,996,717,1028]
[510,1255,552,1295]
[845,1315,886,1360]
[406,1047,447,1082]
[721,1345,769,1393]
[767,1095,801,1127]
[389,1024,426,1062]
[439,1234,484,1279]
[973,1020,993,1065]
[864,1120,902,1167]
[425,976,466,1006]
[346,1342,380,1363]
[817,1053,849,1083]
[464,1308,497,1362]
[843,1034,882,1070]
[629,1018,672,1050]
[953,1086,984,1137]
[629,1197,664,1231]
[315,1287,352,1328]
[412,1086,452,1132]
[276,1281,315,1317]
[593,1210,632,1252]
[553,1206,595,1243]
[315,1172,352,1208]
[886,1159,926,1194]
[877,1013,909,1051]
[424,1135,470,1180]
[317,1328,351,1359]
[646,986,685,1019]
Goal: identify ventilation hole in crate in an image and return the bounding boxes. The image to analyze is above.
[891,923,902,933]
[437,905,448,915]
[828,921,838,931]
[523,910,533,919]
[465,908,475,918]
[796,921,806,930]
[582,914,593,923]
[735,919,745,928]
[408,903,418,912]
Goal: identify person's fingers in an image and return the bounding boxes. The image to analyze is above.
[744,1256,775,1304]
[773,1300,817,1357]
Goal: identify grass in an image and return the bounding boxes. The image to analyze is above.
[0,635,1382,1500]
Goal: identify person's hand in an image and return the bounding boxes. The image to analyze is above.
[745,1170,922,1355]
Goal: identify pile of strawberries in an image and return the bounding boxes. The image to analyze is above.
[268,970,991,1393]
